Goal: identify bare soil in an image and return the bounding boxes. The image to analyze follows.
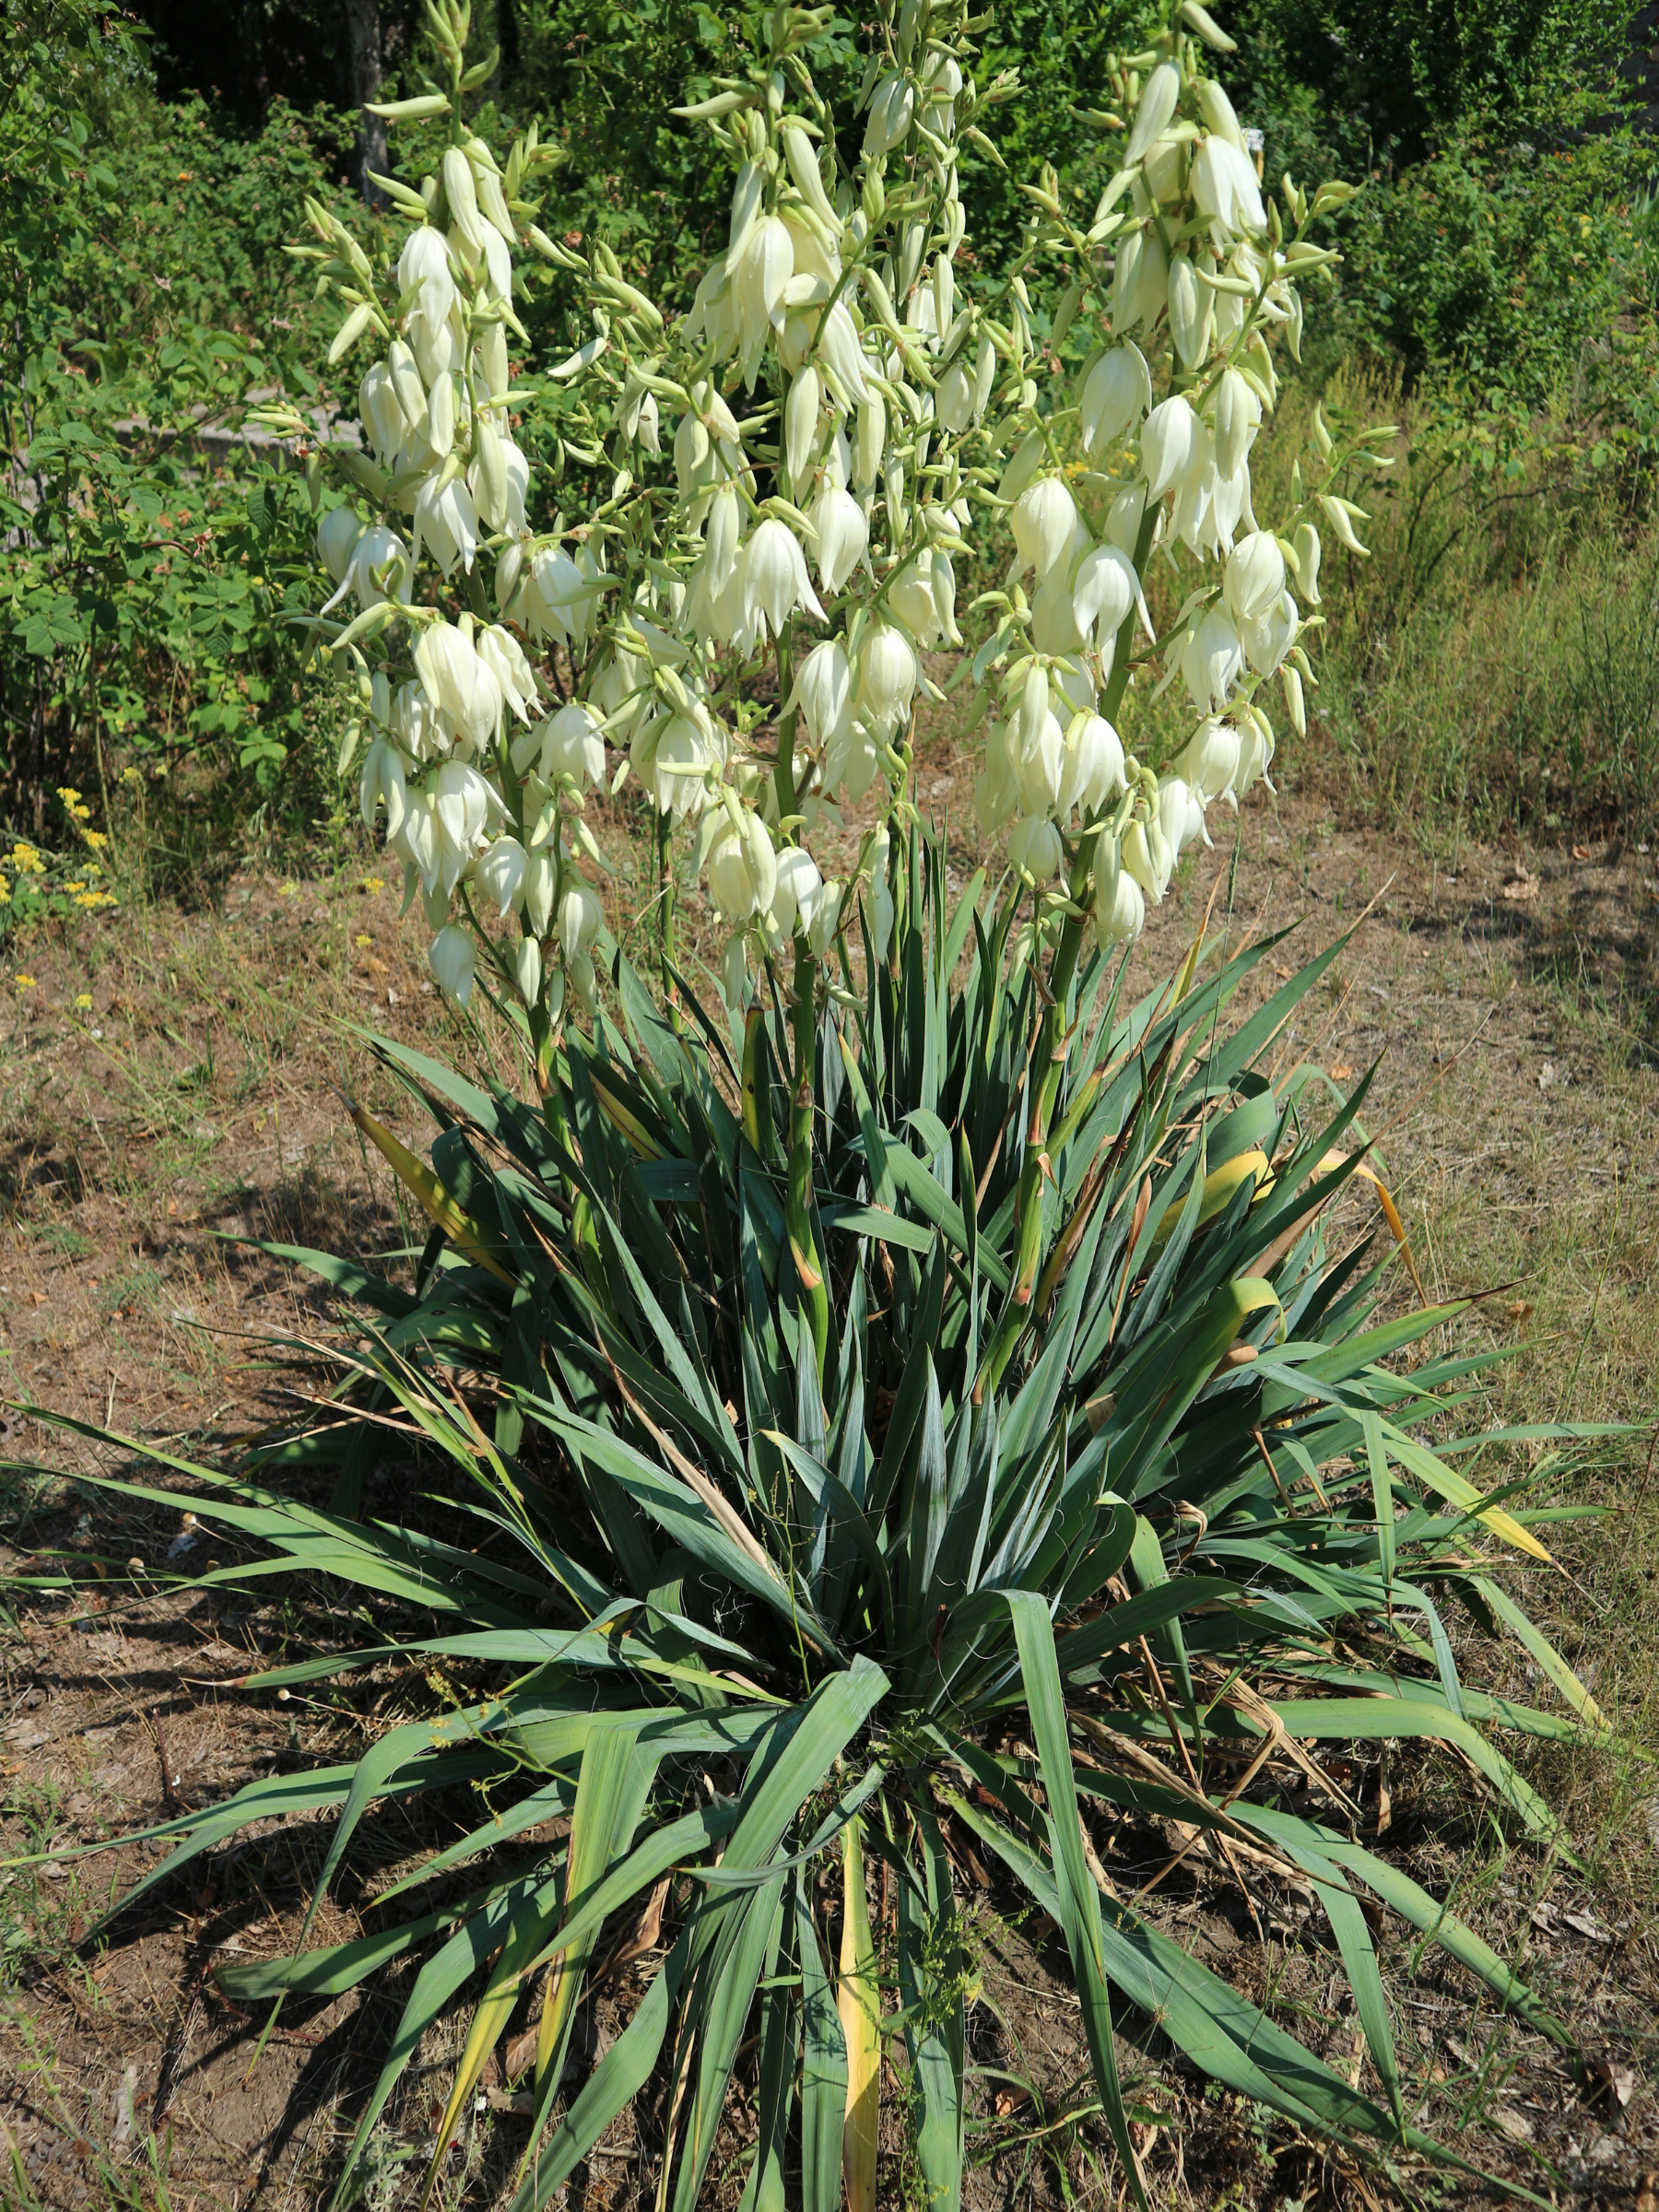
[1,780,1656,2210]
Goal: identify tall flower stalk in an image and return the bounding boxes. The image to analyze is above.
[260,0,1384,1371]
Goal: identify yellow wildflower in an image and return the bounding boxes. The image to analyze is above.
[16,974,35,990]
[355,933,372,947]
[74,993,92,1010]
[85,830,108,850]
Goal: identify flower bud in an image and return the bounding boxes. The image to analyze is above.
[1094,835,1146,947]
[524,847,557,936]
[1292,521,1322,606]
[512,935,542,1009]
[317,507,364,585]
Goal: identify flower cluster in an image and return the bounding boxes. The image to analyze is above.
[274,0,1375,1042]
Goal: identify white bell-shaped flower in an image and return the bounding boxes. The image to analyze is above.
[476,834,528,918]
[888,552,943,648]
[1071,543,1150,667]
[324,524,414,617]
[864,73,915,158]
[740,518,824,642]
[732,216,794,353]
[1236,709,1277,796]
[512,935,542,1009]
[429,923,475,1004]
[788,639,854,754]
[1178,606,1247,715]
[417,620,504,753]
[1032,565,1086,657]
[559,880,603,962]
[1141,395,1198,503]
[1126,61,1180,165]
[1223,532,1288,628]
[1193,135,1266,236]
[809,484,868,594]
[771,844,825,940]
[1212,368,1264,478]
[1058,713,1126,819]
[1007,815,1064,883]
[854,621,917,736]
[1094,835,1146,947]
[1078,342,1151,457]
[477,624,537,724]
[359,735,407,840]
[317,506,363,586]
[530,700,606,788]
[468,421,530,535]
[398,227,455,351]
[1180,717,1242,803]
[359,362,410,469]
[1167,252,1215,371]
[524,848,557,936]
[1011,476,1079,581]
[1243,588,1300,677]
[1159,774,1211,858]
[708,809,778,924]
[1122,814,1173,903]
[413,474,479,577]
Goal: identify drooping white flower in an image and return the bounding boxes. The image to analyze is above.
[1211,368,1263,479]
[1122,814,1173,903]
[854,622,917,737]
[1242,588,1300,677]
[1159,774,1211,858]
[477,623,538,724]
[1094,834,1146,947]
[708,809,778,924]
[559,880,603,961]
[1223,532,1288,628]
[1193,135,1266,236]
[429,923,475,1004]
[1141,395,1198,503]
[740,518,824,642]
[1179,717,1242,803]
[634,708,721,820]
[468,420,530,535]
[1007,815,1064,882]
[1167,252,1214,371]
[398,227,455,350]
[412,474,480,576]
[526,700,606,788]
[519,547,595,647]
[359,735,407,841]
[1078,342,1151,456]
[1071,543,1150,666]
[512,935,542,1009]
[731,216,794,359]
[1178,606,1247,714]
[324,524,413,616]
[476,834,528,918]
[524,848,557,937]
[359,362,411,469]
[317,506,363,585]
[1011,477,1080,582]
[864,73,914,159]
[417,621,504,752]
[1126,60,1180,164]
[784,366,821,494]
[808,484,868,594]
[1058,713,1126,819]
[788,640,853,755]
[888,552,944,648]
[770,844,825,940]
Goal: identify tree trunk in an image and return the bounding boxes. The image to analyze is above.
[346,0,386,206]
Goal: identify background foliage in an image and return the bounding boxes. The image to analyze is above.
[4,0,1659,904]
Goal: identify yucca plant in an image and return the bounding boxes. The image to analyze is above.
[45,830,1607,2210]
